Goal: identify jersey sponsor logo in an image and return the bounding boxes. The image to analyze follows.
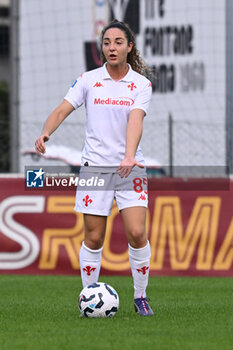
[93,82,104,87]
[94,97,134,106]
[128,82,137,91]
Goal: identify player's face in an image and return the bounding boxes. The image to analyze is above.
[102,28,133,67]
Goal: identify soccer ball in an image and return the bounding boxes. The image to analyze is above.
[78,282,119,318]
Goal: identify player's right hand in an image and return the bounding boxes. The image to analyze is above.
[35,134,49,154]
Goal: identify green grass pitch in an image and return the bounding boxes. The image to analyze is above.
[0,275,233,350]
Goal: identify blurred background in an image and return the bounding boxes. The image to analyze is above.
[0,0,232,177]
[0,0,9,172]
[1,0,233,278]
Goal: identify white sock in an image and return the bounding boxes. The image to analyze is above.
[79,242,102,288]
[128,241,151,299]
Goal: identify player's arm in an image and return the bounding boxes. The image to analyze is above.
[117,108,145,178]
[35,100,74,154]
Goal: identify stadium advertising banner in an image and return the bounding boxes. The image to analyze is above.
[0,177,233,277]
[18,0,226,171]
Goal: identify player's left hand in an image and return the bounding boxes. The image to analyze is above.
[117,157,144,178]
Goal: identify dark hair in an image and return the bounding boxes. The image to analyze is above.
[100,20,152,77]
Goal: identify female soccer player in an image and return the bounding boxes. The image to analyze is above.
[35,20,153,316]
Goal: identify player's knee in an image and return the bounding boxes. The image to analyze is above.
[84,233,104,250]
[128,228,146,248]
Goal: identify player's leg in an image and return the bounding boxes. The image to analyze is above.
[121,207,154,316]
[75,172,114,288]
[121,206,150,296]
[80,214,107,287]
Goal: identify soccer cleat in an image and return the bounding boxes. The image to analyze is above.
[134,297,154,316]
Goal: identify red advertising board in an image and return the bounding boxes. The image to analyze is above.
[0,177,233,276]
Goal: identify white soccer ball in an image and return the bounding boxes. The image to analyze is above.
[78,282,119,318]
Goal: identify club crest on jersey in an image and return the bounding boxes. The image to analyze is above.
[128,82,137,91]
[93,82,104,87]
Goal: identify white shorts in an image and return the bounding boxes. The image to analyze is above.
[74,166,148,216]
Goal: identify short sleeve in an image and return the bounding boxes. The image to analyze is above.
[64,74,86,109]
[130,80,152,116]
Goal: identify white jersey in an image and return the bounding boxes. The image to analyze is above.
[64,63,152,166]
